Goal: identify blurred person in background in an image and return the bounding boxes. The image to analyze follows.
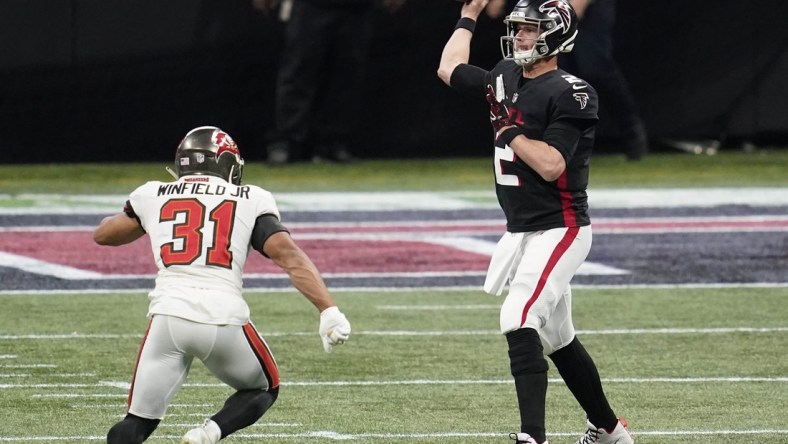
[486,0,648,161]
[254,0,406,165]
[438,0,635,443]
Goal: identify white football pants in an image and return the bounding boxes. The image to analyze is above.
[490,225,592,355]
[127,315,278,419]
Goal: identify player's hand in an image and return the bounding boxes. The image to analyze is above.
[251,0,279,15]
[484,0,506,18]
[319,306,351,353]
[486,84,511,131]
[457,0,489,18]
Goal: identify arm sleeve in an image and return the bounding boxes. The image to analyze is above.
[449,63,491,100]
[546,86,599,159]
[552,86,599,125]
[251,214,290,258]
[122,200,145,232]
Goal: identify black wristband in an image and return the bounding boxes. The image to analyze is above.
[455,17,476,33]
[498,127,523,146]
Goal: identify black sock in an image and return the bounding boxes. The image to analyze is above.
[506,328,549,443]
[211,388,279,438]
[548,337,617,431]
[106,414,160,444]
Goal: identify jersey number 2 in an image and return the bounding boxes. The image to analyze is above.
[494,145,520,186]
[159,199,237,268]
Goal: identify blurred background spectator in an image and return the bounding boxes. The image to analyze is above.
[560,0,648,161]
[254,0,406,165]
[0,0,785,163]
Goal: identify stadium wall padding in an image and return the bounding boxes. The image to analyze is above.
[0,0,785,163]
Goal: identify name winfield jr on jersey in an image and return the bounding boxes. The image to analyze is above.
[157,182,251,199]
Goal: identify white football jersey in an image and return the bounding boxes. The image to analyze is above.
[127,175,281,325]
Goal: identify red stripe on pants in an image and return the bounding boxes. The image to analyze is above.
[520,227,580,327]
[243,323,280,389]
[127,320,152,410]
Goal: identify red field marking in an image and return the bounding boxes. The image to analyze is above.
[0,231,489,275]
[2,215,786,277]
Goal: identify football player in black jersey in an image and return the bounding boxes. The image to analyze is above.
[438,1,634,443]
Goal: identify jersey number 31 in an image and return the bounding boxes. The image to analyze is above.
[159,198,237,269]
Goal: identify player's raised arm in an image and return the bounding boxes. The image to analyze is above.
[437,0,490,86]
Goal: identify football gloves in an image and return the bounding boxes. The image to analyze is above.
[319,306,351,353]
[485,84,512,131]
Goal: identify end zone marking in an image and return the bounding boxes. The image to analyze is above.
[0,251,104,279]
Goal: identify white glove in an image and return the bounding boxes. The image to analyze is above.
[319,306,351,353]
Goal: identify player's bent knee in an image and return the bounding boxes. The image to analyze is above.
[506,328,549,376]
[262,387,279,413]
[548,336,587,364]
[211,387,280,438]
[238,387,278,420]
[107,414,160,444]
[227,387,279,417]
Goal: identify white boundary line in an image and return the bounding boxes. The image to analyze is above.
[2,282,788,296]
[1,428,788,441]
[3,188,788,214]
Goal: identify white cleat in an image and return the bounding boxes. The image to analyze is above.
[180,419,220,444]
[575,418,633,444]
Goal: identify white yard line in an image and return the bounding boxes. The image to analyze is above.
[12,376,788,393]
[1,326,787,341]
[1,429,788,442]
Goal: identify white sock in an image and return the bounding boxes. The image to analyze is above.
[203,419,221,443]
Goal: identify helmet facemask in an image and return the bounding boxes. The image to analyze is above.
[226,157,244,186]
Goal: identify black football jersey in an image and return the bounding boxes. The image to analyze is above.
[454,60,599,232]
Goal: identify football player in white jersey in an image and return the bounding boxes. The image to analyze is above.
[94,126,351,444]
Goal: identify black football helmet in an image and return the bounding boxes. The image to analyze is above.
[500,0,578,67]
[174,126,244,185]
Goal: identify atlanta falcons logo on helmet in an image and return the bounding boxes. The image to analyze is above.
[539,0,572,34]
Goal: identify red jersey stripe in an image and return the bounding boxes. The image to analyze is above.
[557,171,577,227]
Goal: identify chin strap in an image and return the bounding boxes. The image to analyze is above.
[165,166,179,180]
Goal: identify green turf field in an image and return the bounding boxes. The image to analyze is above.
[1,288,786,443]
[1,151,787,443]
[1,150,787,193]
